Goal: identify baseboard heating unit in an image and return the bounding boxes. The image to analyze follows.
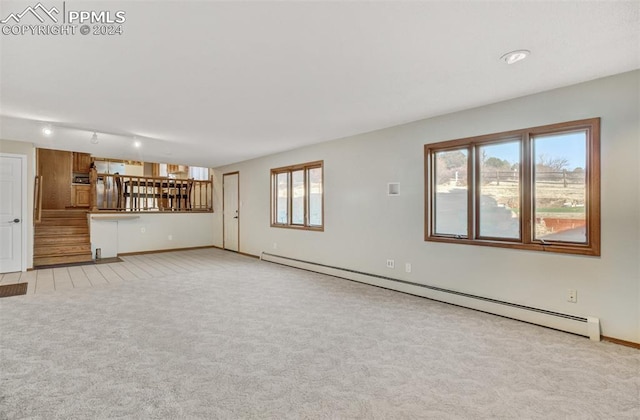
[261,252,601,341]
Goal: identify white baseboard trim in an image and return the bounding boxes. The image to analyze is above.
[261,252,601,342]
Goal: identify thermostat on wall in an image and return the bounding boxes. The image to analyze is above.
[388,182,400,196]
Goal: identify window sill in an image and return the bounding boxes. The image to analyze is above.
[425,236,600,256]
[271,224,324,232]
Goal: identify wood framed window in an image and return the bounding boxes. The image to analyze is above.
[424,118,600,256]
[271,160,324,231]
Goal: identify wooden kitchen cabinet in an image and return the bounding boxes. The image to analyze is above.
[167,164,188,175]
[73,152,92,173]
[72,185,91,207]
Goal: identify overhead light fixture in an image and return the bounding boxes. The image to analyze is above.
[501,49,530,65]
[133,138,141,148]
[42,124,53,136]
[90,132,99,144]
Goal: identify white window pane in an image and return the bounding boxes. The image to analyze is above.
[533,131,587,243]
[308,167,322,226]
[434,149,468,236]
[276,172,288,224]
[291,170,305,225]
[478,141,521,239]
[189,166,209,180]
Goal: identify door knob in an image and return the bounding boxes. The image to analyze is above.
[8,218,20,223]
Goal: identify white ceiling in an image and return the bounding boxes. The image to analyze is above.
[1,1,638,167]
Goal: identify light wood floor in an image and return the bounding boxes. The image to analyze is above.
[0,248,236,295]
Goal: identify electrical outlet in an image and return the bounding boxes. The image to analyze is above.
[140,227,146,233]
[567,289,577,303]
[386,259,395,269]
[273,242,278,249]
[168,234,173,241]
[405,263,411,273]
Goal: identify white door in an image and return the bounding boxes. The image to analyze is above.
[223,172,239,252]
[0,155,24,273]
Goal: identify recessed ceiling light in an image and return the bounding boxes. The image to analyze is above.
[42,125,53,136]
[133,139,141,148]
[90,132,99,144]
[501,49,530,65]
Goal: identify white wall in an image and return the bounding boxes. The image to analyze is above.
[0,139,36,269]
[212,70,640,343]
[90,213,215,258]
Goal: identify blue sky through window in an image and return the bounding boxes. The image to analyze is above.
[483,131,586,170]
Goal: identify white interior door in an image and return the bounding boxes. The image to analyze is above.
[0,155,24,273]
[223,172,239,252]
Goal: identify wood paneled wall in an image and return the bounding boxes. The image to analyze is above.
[37,148,72,209]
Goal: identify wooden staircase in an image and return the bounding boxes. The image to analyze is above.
[34,209,93,267]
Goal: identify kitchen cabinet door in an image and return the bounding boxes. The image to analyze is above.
[73,153,92,173]
[75,185,90,207]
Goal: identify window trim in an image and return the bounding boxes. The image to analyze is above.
[424,118,600,256]
[270,160,324,231]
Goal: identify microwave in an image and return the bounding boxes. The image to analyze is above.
[74,176,90,184]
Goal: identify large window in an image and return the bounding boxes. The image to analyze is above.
[425,118,600,256]
[189,166,210,180]
[271,160,324,230]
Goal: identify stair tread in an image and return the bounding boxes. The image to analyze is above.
[39,220,88,226]
[38,225,88,229]
[40,215,86,217]
[35,252,92,258]
[36,242,90,244]
[33,251,93,256]
[41,212,87,216]
[34,249,92,254]
[35,227,89,233]
[35,245,91,253]
[34,254,94,267]
[35,237,89,242]
[35,228,89,230]
[35,234,89,237]
[35,249,91,254]
[40,217,86,219]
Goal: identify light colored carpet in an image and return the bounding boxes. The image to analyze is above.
[0,249,638,419]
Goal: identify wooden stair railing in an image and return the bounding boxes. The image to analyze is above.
[33,175,43,223]
[90,173,213,212]
[90,167,98,212]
